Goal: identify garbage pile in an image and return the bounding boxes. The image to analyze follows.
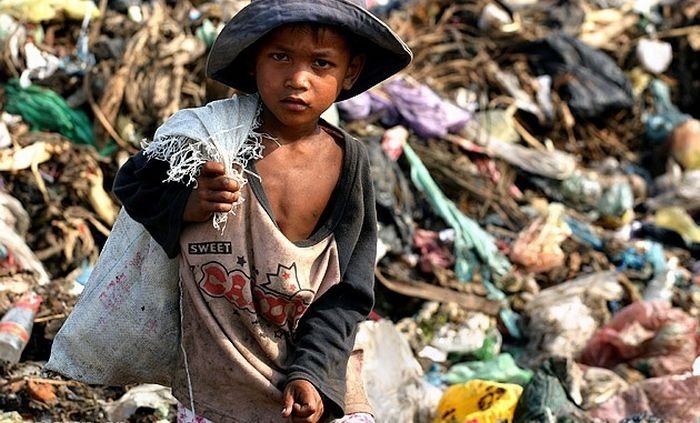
[0,0,699,422]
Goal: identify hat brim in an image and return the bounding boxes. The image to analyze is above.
[205,0,412,101]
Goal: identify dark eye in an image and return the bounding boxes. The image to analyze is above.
[271,53,288,61]
[314,59,332,68]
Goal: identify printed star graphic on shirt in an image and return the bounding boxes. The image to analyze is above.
[236,256,247,267]
[265,263,302,291]
[254,262,316,329]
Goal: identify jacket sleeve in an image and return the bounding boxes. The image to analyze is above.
[285,140,377,419]
[112,150,193,258]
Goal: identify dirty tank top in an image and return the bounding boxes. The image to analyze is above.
[172,182,342,423]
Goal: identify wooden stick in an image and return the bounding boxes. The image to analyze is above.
[657,25,700,39]
[83,72,134,153]
[512,116,547,151]
[375,268,502,315]
[89,0,110,46]
[34,313,69,323]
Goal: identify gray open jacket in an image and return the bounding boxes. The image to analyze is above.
[113,124,377,420]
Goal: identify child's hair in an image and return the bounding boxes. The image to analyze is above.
[238,22,369,80]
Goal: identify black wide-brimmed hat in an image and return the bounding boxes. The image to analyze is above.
[206,0,413,101]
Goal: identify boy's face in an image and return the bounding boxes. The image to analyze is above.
[253,24,364,134]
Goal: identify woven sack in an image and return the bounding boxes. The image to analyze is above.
[45,207,179,386]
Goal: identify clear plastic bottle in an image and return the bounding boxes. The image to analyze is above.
[0,291,42,364]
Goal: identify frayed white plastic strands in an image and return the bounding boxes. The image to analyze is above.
[142,94,264,231]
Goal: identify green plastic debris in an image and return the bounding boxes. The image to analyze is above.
[403,143,522,338]
[444,353,533,386]
[403,143,511,281]
[196,19,219,48]
[469,328,501,361]
[98,140,119,157]
[597,180,634,219]
[513,359,591,423]
[4,79,94,146]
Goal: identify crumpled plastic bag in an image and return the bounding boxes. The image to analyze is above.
[381,78,471,139]
[356,320,443,423]
[428,311,498,357]
[444,353,533,386]
[97,384,177,422]
[0,0,100,22]
[644,79,691,146]
[654,206,700,245]
[510,203,572,273]
[597,180,635,229]
[336,90,393,121]
[513,359,593,423]
[434,380,523,423]
[403,143,512,281]
[588,375,700,422]
[365,138,417,256]
[523,32,633,119]
[580,300,699,376]
[338,78,471,139]
[4,79,94,146]
[0,192,50,285]
[524,271,625,363]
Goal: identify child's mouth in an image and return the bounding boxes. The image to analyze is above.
[281,97,309,110]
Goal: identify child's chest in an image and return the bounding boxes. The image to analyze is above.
[179,181,342,337]
[254,141,343,242]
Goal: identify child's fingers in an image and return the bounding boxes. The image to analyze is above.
[196,174,241,206]
[199,161,226,176]
[210,176,240,193]
[281,392,295,418]
[293,403,312,416]
[291,402,321,423]
[200,189,240,205]
[199,175,240,194]
[183,178,238,222]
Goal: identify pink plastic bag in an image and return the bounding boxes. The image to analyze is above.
[589,375,700,422]
[580,300,699,376]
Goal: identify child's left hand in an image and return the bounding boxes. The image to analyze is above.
[282,379,324,423]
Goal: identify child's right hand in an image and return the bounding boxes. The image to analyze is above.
[183,161,240,222]
[282,379,324,423]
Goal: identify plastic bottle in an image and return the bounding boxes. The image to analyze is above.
[0,291,42,364]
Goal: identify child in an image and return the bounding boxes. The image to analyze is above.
[113,0,411,422]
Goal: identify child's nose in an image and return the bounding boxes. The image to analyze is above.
[285,66,311,90]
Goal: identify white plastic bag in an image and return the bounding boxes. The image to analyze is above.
[45,207,179,386]
[356,320,443,423]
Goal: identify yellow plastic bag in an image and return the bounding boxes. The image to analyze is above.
[434,380,523,423]
[655,206,700,244]
[0,0,100,22]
